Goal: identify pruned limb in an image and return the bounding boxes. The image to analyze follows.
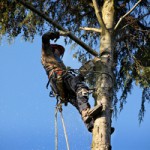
[92,0,106,32]
[59,31,70,36]
[18,0,98,57]
[79,27,102,33]
[114,0,142,30]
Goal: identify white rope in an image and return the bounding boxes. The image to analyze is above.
[60,111,70,150]
[55,107,58,150]
[54,104,70,150]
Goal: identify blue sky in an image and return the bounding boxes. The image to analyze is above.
[0,36,150,150]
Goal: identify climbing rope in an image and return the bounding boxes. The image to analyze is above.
[60,109,70,150]
[54,103,70,150]
[55,106,58,150]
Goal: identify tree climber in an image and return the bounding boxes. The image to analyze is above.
[41,31,102,132]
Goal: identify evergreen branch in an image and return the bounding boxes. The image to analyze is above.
[121,12,150,30]
[138,88,150,124]
[64,10,93,25]
[79,27,102,33]
[92,0,106,32]
[18,0,98,56]
[119,78,133,111]
[119,0,130,9]
[114,0,142,30]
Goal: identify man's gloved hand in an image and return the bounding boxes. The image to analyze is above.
[42,31,60,43]
[49,32,60,40]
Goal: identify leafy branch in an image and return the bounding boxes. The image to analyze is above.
[18,0,98,56]
[114,0,142,30]
[120,12,150,30]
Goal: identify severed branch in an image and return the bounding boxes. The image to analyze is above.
[114,0,142,30]
[79,27,102,33]
[18,0,98,57]
[59,31,70,36]
[92,0,106,32]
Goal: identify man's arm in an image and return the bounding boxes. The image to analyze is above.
[42,32,60,51]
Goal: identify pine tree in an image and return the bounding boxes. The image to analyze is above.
[0,0,149,149]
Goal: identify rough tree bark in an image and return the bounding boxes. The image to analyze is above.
[92,0,114,150]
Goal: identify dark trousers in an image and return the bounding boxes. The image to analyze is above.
[63,73,90,113]
[50,72,93,132]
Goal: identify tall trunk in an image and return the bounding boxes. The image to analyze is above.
[92,1,114,150]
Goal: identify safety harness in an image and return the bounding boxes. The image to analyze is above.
[46,69,77,106]
[46,58,97,104]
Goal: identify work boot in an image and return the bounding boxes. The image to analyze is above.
[81,108,93,132]
[81,104,102,132]
[81,106,115,133]
[81,104,102,123]
[81,107,91,122]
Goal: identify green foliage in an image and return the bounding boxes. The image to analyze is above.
[138,88,150,124]
[0,0,149,121]
[0,0,45,41]
[112,0,150,120]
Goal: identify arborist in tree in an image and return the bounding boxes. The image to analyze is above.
[41,31,102,132]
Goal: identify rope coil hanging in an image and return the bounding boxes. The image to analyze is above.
[55,103,70,150]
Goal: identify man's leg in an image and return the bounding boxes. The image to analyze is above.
[64,74,98,132]
[75,85,94,132]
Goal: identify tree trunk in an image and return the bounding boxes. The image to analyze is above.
[92,1,114,150]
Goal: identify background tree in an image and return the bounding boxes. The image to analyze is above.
[0,0,149,149]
